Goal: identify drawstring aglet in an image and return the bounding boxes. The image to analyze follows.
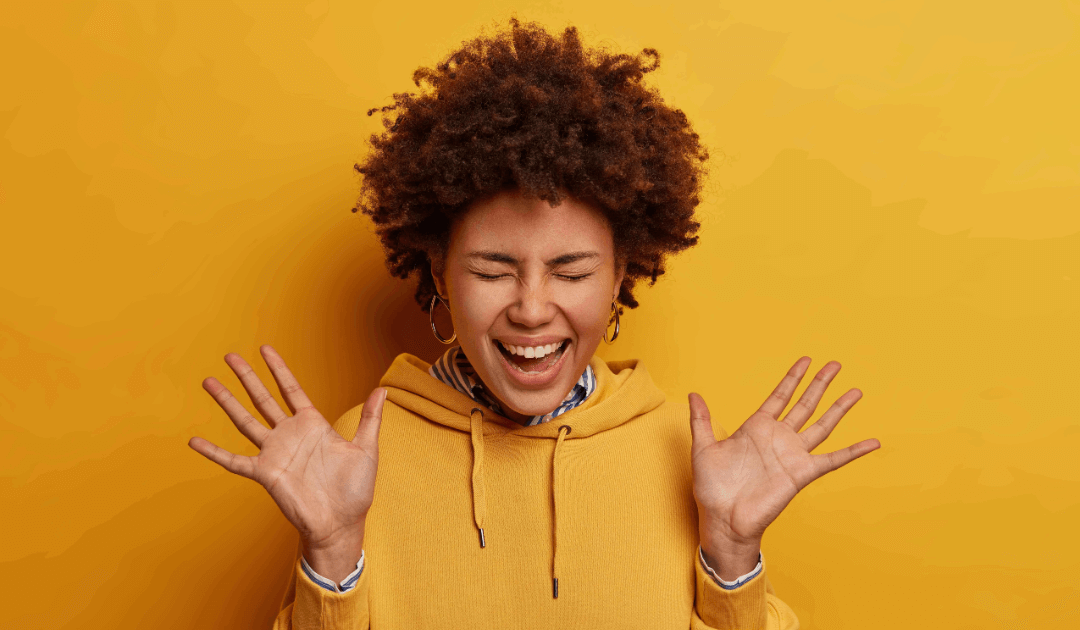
[478,527,486,548]
[552,577,559,599]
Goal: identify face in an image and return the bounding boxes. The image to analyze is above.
[432,189,626,422]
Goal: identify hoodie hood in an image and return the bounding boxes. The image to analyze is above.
[378,352,667,598]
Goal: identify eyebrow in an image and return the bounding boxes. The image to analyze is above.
[465,250,600,266]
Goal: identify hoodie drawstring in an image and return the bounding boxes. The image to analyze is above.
[552,424,571,599]
[467,407,572,600]
[469,408,487,548]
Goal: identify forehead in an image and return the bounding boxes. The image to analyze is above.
[449,190,614,258]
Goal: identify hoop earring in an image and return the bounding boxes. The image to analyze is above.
[602,301,620,344]
[429,294,457,344]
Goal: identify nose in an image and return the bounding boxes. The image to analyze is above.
[506,279,555,328]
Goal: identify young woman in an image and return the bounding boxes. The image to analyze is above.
[188,19,879,629]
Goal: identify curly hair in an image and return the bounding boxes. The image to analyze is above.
[353,18,708,314]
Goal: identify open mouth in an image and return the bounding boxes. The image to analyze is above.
[493,339,570,374]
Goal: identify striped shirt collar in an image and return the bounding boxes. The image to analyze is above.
[428,345,596,427]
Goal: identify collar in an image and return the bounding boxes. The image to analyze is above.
[428,345,596,426]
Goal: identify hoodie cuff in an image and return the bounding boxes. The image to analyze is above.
[694,546,768,629]
[292,555,370,629]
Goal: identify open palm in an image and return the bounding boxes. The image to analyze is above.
[690,357,880,547]
[188,345,385,549]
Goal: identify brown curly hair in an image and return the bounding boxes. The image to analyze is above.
[353,18,708,313]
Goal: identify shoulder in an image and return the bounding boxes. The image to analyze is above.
[330,397,414,442]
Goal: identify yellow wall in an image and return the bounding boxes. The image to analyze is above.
[2,1,1077,628]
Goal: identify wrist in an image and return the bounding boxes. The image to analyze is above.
[302,524,365,585]
[699,520,761,582]
[700,540,761,582]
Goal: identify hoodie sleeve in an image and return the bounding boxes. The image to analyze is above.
[272,549,370,630]
[272,403,373,629]
[691,554,798,629]
[690,413,799,630]
[274,548,371,626]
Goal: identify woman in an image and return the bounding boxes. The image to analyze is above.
[188,19,879,629]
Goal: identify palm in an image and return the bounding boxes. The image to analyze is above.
[188,345,385,547]
[250,408,377,544]
[690,357,879,546]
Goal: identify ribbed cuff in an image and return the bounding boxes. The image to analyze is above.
[292,556,370,630]
[694,547,768,629]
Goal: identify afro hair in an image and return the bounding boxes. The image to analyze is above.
[354,18,709,314]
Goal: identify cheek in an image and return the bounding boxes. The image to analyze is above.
[562,288,614,336]
[452,282,508,333]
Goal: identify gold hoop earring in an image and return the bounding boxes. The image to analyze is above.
[429,294,456,344]
[602,301,620,344]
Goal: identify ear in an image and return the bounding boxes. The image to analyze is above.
[430,262,448,300]
[612,260,626,304]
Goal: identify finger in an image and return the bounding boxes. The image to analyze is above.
[800,388,863,451]
[812,438,881,479]
[781,361,841,431]
[202,376,271,447]
[757,356,812,420]
[224,353,289,428]
[688,392,717,456]
[188,436,257,479]
[260,345,316,416]
[353,387,387,448]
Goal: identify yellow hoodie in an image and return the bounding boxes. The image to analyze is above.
[273,353,799,629]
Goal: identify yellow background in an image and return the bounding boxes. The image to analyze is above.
[3,1,1078,628]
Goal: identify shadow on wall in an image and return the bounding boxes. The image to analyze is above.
[255,202,459,426]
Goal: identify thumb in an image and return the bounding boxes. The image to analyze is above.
[353,387,387,449]
[688,392,717,456]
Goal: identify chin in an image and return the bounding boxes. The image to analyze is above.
[498,389,571,416]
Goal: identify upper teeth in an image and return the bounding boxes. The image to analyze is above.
[499,340,564,358]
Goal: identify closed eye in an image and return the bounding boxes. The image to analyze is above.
[472,272,593,281]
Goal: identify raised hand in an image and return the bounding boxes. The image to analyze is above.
[188,345,385,582]
[688,357,880,580]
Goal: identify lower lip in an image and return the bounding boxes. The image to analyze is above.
[494,340,571,388]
